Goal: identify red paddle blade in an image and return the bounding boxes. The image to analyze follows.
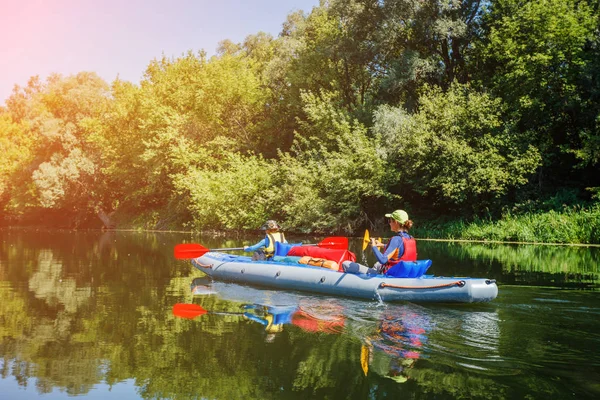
[172,303,207,319]
[318,237,348,250]
[174,243,209,259]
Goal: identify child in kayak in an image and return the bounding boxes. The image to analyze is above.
[244,220,288,260]
[371,209,417,273]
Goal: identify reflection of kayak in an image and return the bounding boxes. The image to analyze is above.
[242,304,345,334]
[291,309,344,333]
[175,296,344,334]
[191,252,498,303]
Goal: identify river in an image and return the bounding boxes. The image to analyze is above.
[0,228,598,399]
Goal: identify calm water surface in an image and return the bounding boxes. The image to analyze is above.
[1,229,599,399]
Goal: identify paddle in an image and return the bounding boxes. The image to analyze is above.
[361,344,370,376]
[172,303,240,318]
[362,229,370,251]
[174,236,349,259]
[172,303,344,334]
[362,230,383,251]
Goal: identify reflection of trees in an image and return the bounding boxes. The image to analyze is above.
[401,308,506,399]
[290,337,360,396]
[163,285,361,398]
[0,229,179,396]
[409,368,507,398]
[1,230,596,398]
[461,243,598,274]
[29,250,92,313]
[0,287,31,341]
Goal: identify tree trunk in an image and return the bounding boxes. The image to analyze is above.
[97,208,116,230]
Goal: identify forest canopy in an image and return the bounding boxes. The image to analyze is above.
[1,0,599,239]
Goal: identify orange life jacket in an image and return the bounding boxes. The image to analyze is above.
[381,235,417,274]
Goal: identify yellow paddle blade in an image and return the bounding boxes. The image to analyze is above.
[362,230,370,251]
[360,344,369,376]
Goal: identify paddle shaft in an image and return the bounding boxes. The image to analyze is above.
[211,244,328,251]
[176,243,330,257]
[211,243,337,251]
[174,236,348,259]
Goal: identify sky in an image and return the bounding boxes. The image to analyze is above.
[0,0,320,104]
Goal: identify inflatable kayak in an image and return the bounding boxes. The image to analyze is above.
[191,252,498,303]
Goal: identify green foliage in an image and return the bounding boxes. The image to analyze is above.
[97,51,272,226]
[280,1,385,121]
[478,0,599,186]
[416,202,600,244]
[94,79,148,211]
[176,151,282,230]
[374,0,486,107]
[175,89,392,234]
[0,114,32,212]
[276,90,391,233]
[32,148,96,207]
[137,51,268,164]
[1,0,599,242]
[2,72,112,225]
[481,0,595,109]
[372,82,541,214]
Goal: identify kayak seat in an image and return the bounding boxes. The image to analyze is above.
[274,242,303,256]
[385,260,432,278]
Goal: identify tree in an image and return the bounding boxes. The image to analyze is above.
[477,0,598,193]
[369,0,487,109]
[372,83,541,215]
[274,1,385,123]
[175,151,282,230]
[124,51,271,228]
[0,113,32,219]
[3,72,113,227]
[277,90,391,233]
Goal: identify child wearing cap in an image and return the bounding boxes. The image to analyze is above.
[244,220,287,260]
[370,210,417,274]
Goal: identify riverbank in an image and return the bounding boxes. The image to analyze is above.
[3,202,599,245]
[413,203,600,245]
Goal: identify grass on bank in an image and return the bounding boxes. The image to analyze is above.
[414,203,600,245]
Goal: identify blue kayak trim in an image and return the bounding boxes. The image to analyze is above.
[191,252,498,303]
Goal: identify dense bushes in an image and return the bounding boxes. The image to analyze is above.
[1,0,598,243]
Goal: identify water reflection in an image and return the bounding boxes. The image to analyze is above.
[459,311,501,354]
[187,276,505,391]
[188,277,346,339]
[0,229,598,399]
[29,249,92,313]
[361,306,432,383]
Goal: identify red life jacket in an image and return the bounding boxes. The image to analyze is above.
[381,234,417,274]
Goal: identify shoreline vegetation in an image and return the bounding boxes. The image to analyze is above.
[3,202,599,246]
[1,1,599,245]
[414,204,600,245]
